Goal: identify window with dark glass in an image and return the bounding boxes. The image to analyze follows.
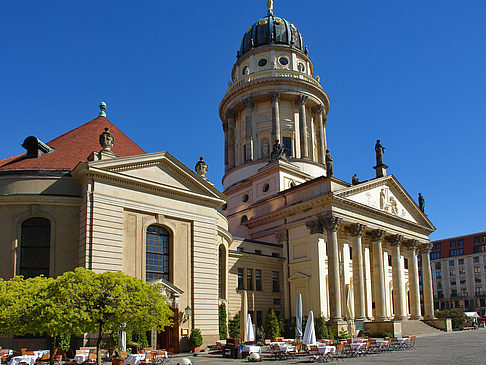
[474,256,480,263]
[436,271,442,279]
[449,260,455,266]
[146,225,170,281]
[450,240,456,247]
[219,246,225,299]
[436,262,441,270]
[237,268,244,289]
[282,137,292,157]
[247,268,253,290]
[256,311,263,328]
[388,255,392,266]
[272,271,280,292]
[459,258,465,265]
[457,239,464,247]
[255,269,262,291]
[20,217,50,278]
[404,258,408,269]
[474,236,481,244]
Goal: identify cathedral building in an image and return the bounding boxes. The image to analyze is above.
[0,2,442,351]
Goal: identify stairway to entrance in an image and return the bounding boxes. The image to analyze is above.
[401,319,443,336]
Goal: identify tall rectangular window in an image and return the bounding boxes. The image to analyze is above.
[474,256,480,263]
[436,271,442,279]
[449,260,455,266]
[282,137,292,157]
[256,311,263,328]
[272,271,280,292]
[247,268,253,290]
[457,239,464,247]
[450,240,456,247]
[238,268,244,289]
[255,269,262,291]
[435,262,441,270]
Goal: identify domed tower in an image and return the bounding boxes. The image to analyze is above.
[219,3,331,233]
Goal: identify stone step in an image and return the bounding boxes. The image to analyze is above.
[401,319,443,336]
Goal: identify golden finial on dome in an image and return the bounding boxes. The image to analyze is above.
[267,0,273,15]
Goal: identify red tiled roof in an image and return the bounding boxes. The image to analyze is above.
[0,117,145,172]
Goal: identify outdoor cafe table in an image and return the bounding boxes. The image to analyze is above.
[124,354,146,365]
[242,345,260,354]
[9,355,38,365]
[74,350,90,364]
[318,346,336,355]
[348,342,365,350]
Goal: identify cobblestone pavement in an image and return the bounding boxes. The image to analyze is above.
[175,328,486,365]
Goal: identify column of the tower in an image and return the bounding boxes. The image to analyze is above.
[297,95,309,158]
[270,92,281,144]
[243,98,254,161]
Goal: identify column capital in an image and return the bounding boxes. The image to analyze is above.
[418,242,432,254]
[305,219,324,235]
[243,97,255,108]
[368,229,386,242]
[312,104,326,115]
[386,234,404,246]
[296,94,309,106]
[270,91,280,103]
[322,214,342,232]
[225,108,237,119]
[274,229,288,243]
[345,223,366,237]
[404,239,420,251]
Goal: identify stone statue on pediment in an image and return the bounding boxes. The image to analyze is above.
[271,139,287,161]
[99,127,114,151]
[195,156,208,178]
[325,149,333,177]
[418,193,425,212]
[375,139,386,166]
[352,173,359,185]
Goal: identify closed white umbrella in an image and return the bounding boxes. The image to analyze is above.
[246,314,255,342]
[302,310,316,345]
[296,294,303,340]
[118,329,126,351]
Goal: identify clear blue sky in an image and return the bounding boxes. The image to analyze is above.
[1,0,484,240]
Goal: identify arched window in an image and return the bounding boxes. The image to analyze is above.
[219,245,226,299]
[20,217,50,278]
[146,225,170,281]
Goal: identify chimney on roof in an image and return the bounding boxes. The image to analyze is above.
[22,136,54,158]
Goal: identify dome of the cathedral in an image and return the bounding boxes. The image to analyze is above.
[239,14,304,57]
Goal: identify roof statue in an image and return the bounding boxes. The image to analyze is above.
[352,173,360,185]
[418,193,425,213]
[325,149,333,177]
[270,139,287,161]
[99,101,107,117]
[195,156,209,178]
[375,139,386,166]
[99,127,115,151]
[267,0,273,15]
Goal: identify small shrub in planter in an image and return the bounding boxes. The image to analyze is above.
[189,328,203,353]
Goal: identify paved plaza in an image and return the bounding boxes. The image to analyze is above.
[179,329,486,365]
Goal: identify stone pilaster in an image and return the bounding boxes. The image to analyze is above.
[312,104,326,164]
[270,92,281,144]
[387,234,407,320]
[369,229,388,321]
[297,95,309,159]
[347,223,367,320]
[420,243,435,319]
[405,239,422,320]
[243,98,254,161]
[225,109,236,168]
[275,230,290,319]
[321,214,343,322]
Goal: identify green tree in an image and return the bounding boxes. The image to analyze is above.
[315,316,327,339]
[218,303,228,340]
[54,268,173,365]
[228,312,240,339]
[264,308,280,340]
[0,276,77,365]
[188,328,203,348]
[435,309,469,329]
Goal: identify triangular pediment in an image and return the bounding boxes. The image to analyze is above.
[335,175,434,230]
[288,272,311,281]
[72,151,226,205]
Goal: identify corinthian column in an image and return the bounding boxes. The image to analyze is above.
[312,104,326,164]
[297,95,309,159]
[406,239,422,319]
[225,109,236,168]
[270,92,281,144]
[369,229,388,321]
[347,223,366,320]
[322,214,343,322]
[420,243,435,319]
[388,235,407,320]
[243,98,254,161]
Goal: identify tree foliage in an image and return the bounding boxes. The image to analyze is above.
[228,312,240,339]
[218,303,227,340]
[264,308,280,340]
[435,308,469,329]
[188,328,203,348]
[0,268,173,365]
